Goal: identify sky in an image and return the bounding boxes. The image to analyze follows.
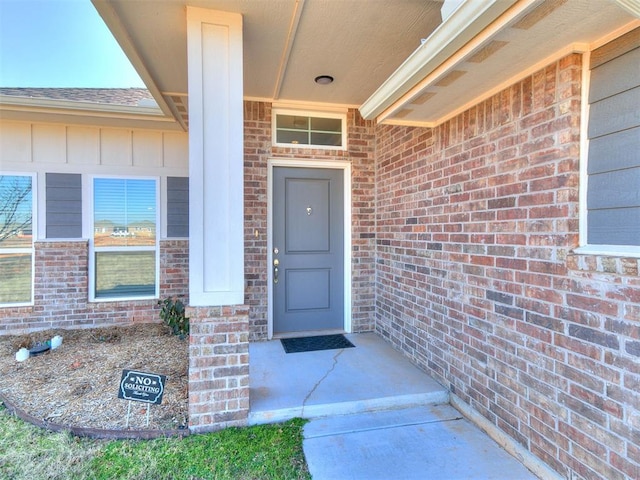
[0,0,145,88]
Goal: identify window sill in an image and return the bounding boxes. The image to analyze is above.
[90,296,158,304]
[573,245,640,259]
[568,247,640,276]
[273,142,347,151]
[0,302,33,309]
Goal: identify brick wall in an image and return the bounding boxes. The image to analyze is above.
[375,54,639,480]
[244,101,271,340]
[2,102,376,340]
[187,305,249,432]
[0,240,189,334]
[349,110,377,332]
[161,240,190,300]
[243,102,377,339]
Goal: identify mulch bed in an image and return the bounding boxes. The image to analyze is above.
[0,323,189,437]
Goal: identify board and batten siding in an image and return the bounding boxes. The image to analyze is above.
[0,120,189,239]
[0,121,188,170]
[587,27,640,246]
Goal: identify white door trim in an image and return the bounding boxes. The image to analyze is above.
[267,158,352,339]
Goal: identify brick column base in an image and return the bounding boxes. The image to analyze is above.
[186,305,250,433]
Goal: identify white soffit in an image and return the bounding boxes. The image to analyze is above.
[361,0,640,127]
[277,0,443,105]
[93,0,445,128]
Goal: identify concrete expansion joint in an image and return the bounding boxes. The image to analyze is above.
[305,414,465,440]
[301,349,344,417]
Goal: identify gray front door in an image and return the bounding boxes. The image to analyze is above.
[273,167,344,336]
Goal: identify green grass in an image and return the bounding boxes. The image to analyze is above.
[0,404,310,480]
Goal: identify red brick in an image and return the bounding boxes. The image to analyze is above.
[0,240,188,334]
[374,51,635,480]
[2,49,636,480]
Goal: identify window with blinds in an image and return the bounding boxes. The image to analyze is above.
[0,174,34,305]
[92,177,158,299]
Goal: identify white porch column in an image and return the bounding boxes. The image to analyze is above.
[187,7,244,306]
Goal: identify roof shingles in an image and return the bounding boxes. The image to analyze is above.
[0,88,154,107]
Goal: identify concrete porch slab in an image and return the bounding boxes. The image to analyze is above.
[249,332,544,479]
[248,333,449,425]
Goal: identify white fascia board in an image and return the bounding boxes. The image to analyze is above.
[615,0,640,18]
[381,42,589,129]
[359,0,519,120]
[0,95,164,118]
[0,95,180,130]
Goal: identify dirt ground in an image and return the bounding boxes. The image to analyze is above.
[0,323,189,431]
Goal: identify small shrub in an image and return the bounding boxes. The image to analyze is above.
[158,297,189,337]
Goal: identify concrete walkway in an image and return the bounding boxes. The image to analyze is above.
[249,333,541,479]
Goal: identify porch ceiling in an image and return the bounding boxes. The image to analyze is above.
[92,0,639,130]
[92,0,444,130]
[362,0,640,127]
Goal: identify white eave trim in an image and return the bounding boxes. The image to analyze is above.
[0,95,176,124]
[614,0,640,18]
[359,0,520,120]
[0,95,162,116]
[381,42,591,129]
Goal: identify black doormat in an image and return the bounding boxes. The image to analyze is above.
[281,334,355,354]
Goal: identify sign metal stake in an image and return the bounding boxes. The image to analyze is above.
[126,400,132,428]
[125,401,152,428]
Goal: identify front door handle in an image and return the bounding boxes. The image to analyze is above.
[273,258,279,284]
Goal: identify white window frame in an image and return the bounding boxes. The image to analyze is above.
[272,108,347,151]
[88,175,160,302]
[0,172,36,306]
[576,41,640,259]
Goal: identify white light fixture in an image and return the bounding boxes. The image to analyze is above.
[315,75,334,85]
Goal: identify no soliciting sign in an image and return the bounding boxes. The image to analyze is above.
[118,370,166,405]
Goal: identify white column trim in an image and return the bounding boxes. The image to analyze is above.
[187,7,244,306]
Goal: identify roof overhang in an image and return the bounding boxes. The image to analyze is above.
[3,0,638,131]
[360,0,640,127]
[91,0,446,130]
[91,0,189,131]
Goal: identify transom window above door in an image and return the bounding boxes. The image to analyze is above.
[273,109,346,150]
